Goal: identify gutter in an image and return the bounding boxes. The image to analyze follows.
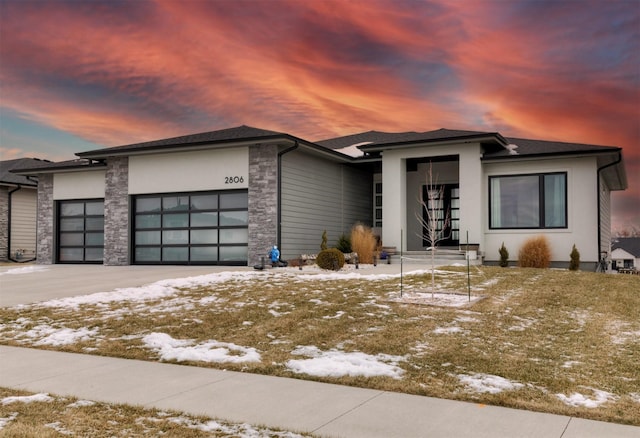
[6,185,36,263]
[277,141,299,249]
[596,151,623,261]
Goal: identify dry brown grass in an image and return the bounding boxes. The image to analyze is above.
[0,388,314,437]
[1,267,638,426]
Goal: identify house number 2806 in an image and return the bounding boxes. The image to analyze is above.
[225,176,245,184]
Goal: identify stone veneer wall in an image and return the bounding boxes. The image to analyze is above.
[104,157,129,265]
[36,174,54,264]
[248,144,279,266]
[0,187,8,262]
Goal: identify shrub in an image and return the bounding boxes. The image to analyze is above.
[316,248,345,271]
[336,234,352,253]
[518,235,551,268]
[320,230,328,251]
[351,223,377,264]
[569,244,580,271]
[499,242,509,267]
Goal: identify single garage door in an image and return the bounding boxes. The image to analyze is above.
[57,199,105,263]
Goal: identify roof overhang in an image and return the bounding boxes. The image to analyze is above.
[76,134,357,164]
[12,161,107,176]
[358,133,509,153]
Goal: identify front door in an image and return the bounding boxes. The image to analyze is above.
[422,184,459,247]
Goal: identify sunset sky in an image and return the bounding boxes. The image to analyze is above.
[1,0,638,230]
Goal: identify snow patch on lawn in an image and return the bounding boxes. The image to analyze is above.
[556,387,618,408]
[23,326,99,346]
[388,291,482,307]
[142,333,261,364]
[1,393,54,405]
[67,400,96,408]
[434,326,465,334]
[286,345,405,379]
[457,373,524,394]
[166,415,308,437]
[0,413,18,430]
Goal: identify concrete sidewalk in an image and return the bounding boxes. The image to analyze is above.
[1,346,638,438]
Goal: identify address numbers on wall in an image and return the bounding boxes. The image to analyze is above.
[225,176,245,184]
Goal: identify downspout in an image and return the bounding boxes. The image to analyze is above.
[277,141,299,249]
[596,151,623,262]
[7,185,36,263]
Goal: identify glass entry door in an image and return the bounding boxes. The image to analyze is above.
[421,184,459,247]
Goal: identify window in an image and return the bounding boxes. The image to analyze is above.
[374,182,382,227]
[490,173,566,229]
[57,199,104,263]
[132,190,248,265]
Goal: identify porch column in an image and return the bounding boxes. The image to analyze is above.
[458,147,483,247]
[381,152,406,251]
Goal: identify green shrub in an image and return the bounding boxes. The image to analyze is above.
[316,248,345,271]
[518,235,551,268]
[336,234,352,253]
[499,242,509,267]
[569,244,580,271]
[320,230,328,251]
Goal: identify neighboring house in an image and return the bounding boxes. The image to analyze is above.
[0,158,50,262]
[611,237,640,271]
[14,125,627,269]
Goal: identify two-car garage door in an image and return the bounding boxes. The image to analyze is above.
[132,190,248,265]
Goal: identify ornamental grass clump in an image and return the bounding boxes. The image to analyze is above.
[316,248,345,270]
[518,235,551,268]
[351,223,376,264]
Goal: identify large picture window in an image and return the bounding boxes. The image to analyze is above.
[489,173,567,229]
[57,199,104,263]
[133,190,248,265]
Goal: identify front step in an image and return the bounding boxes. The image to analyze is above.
[386,249,483,265]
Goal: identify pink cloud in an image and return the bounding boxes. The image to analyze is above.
[1,0,637,229]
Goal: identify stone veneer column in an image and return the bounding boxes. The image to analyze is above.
[248,144,279,266]
[36,174,54,264]
[104,157,130,265]
[0,187,8,262]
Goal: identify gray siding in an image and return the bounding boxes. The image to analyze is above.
[280,151,371,258]
[599,174,611,261]
[9,188,37,260]
[0,187,7,261]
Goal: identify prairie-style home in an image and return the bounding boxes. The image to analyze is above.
[14,125,627,269]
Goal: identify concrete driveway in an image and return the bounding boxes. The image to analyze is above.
[0,263,252,307]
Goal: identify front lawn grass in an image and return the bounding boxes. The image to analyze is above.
[1,266,638,425]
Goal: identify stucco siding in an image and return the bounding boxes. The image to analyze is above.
[53,171,105,200]
[483,156,599,264]
[9,188,37,260]
[382,143,483,252]
[280,151,371,258]
[129,148,248,194]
